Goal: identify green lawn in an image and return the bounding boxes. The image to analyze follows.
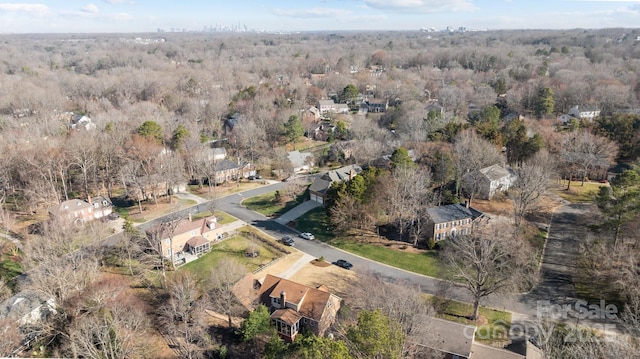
[436,299,512,344]
[0,251,23,291]
[181,234,284,280]
[243,191,307,217]
[553,180,607,203]
[290,207,333,242]
[331,238,442,277]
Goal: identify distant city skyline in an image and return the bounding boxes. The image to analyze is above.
[0,0,639,34]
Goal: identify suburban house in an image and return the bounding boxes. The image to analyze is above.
[127,176,188,201]
[312,121,336,141]
[301,106,321,124]
[69,113,96,131]
[0,292,56,327]
[87,195,113,219]
[287,151,314,173]
[463,164,517,200]
[568,105,601,121]
[364,98,388,113]
[416,318,543,359]
[309,164,362,204]
[210,147,227,161]
[210,159,255,184]
[258,274,341,342]
[48,196,113,224]
[145,214,228,264]
[318,99,349,114]
[426,203,485,241]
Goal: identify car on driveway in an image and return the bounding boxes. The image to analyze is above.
[281,236,295,246]
[333,259,353,270]
[299,232,315,240]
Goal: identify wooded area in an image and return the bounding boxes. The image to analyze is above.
[1,28,640,357]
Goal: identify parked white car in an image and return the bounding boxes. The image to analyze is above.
[299,232,315,240]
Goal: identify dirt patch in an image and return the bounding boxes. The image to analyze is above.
[311,259,331,267]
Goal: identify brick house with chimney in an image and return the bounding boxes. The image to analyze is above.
[308,164,362,204]
[426,204,485,241]
[258,274,341,342]
[48,196,113,224]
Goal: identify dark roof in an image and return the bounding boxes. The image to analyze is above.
[426,204,483,224]
[478,164,515,182]
[427,318,476,357]
[309,177,332,195]
[214,159,239,171]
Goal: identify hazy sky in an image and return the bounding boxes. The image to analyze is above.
[0,0,639,33]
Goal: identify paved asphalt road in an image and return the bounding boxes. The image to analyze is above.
[106,183,621,330]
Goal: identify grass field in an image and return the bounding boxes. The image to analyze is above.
[0,248,23,291]
[243,191,306,217]
[181,234,284,280]
[331,238,442,277]
[289,207,333,242]
[553,180,607,203]
[436,299,512,344]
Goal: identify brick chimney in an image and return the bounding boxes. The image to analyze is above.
[280,291,286,309]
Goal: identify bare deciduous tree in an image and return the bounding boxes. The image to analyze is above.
[158,271,211,359]
[441,223,532,320]
[453,129,504,204]
[207,258,246,329]
[510,150,555,234]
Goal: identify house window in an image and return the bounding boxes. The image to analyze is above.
[436,233,440,240]
[467,219,470,224]
[435,224,440,230]
[191,230,196,236]
[452,221,456,227]
[442,232,446,239]
[303,318,308,324]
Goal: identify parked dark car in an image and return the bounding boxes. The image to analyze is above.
[334,259,353,269]
[281,236,295,246]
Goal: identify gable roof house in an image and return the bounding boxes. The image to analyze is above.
[258,274,341,342]
[146,214,227,265]
[426,203,485,241]
[302,106,321,124]
[318,99,349,114]
[287,151,314,173]
[463,164,517,201]
[309,164,362,204]
[415,317,543,359]
[365,98,388,113]
[48,197,112,224]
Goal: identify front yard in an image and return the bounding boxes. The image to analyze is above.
[242,191,307,218]
[553,180,607,203]
[435,298,512,344]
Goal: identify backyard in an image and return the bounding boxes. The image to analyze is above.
[181,230,289,280]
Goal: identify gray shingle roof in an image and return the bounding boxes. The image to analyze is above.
[479,164,515,182]
[426,204,483,223]
[214,159,239,171]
